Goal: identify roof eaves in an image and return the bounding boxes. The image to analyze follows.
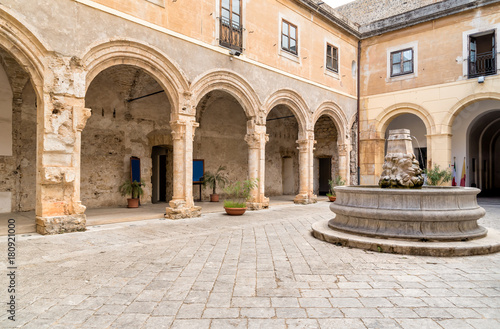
[295,0,361,38]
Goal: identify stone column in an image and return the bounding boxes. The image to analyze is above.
[35,56,91,234]
[337,142,351,185]
[36,96,91,234]
[294,131,317,204]
[245,123,269,210]
[165,116,201,219]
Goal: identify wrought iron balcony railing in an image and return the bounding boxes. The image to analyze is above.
[468,51,496,78]
[220,16,242,52]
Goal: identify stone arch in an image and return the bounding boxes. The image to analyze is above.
[0,6,48,98]
[444,92,500,134]
[376,103,434,137]
[313,101,349,145]
[263,89,310,134]
[81,39,189,111]
[190,69,261,120]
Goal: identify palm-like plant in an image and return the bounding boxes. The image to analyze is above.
[119,179,145,199]
[203,165,229,196]
[327,175,345,197]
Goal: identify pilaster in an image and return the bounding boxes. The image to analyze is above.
[36,55,90,234]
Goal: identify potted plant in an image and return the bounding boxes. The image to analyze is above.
[327,175,345,202]
[119,179,145,208]
[223,178,258,215]
[203,165,229,202]
[424,165,452,186]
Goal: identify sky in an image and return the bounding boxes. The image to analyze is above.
[322,0,356,8]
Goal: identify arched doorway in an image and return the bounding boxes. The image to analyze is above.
[265,105,300,199]
[313,115,339,195]
[451,99,500,194]
[465,109,500,193]
[0,48,37,214]
[83,65,173,208]
[385,113,428,170]
[194,90,248,201]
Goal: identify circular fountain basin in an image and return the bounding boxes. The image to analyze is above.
[329,186,487,241]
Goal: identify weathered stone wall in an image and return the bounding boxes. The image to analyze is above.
[0,54,37,213]
[194,92,248,201]
[265,106,300,196]
[313,115,338,195]
[82,65,172,208]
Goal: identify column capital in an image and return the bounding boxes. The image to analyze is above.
[245,132,269,149]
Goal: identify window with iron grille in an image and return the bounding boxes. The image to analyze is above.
[390,48,413,77]
[281,20,298,55]
[326,43,338,72]
[220,0,242,51]
[468,30,496,78]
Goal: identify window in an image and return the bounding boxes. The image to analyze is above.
[326,44,338,72]
[468,31,496,78]
[281,20,297,55]
[390,48,413,77]
[220,0,242,51]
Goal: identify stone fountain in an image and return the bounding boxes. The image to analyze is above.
[312,129,500,256]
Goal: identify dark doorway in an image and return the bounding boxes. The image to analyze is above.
[319,157,332,195]
[152,146,169,203]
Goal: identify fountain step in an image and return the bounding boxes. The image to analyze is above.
[312,220,500,257]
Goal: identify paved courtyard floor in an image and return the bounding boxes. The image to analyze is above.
[0,199,499,328]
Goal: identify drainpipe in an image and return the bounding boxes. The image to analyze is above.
[357,40,361,185]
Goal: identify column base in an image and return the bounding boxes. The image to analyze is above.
[165,200,201,220]
[294,194,317,205]
[36,214,86,235]
[247,197,270,210]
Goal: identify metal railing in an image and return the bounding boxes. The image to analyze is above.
[220,17,242,52]
[468,51,496,78]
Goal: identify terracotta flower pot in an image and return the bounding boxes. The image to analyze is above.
[210,194,220,202]
[224,207,247,216]
[127,198,140,208]
[328,196,336,202]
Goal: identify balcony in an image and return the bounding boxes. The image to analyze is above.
[468,51,496,78]
[220,17,242,52]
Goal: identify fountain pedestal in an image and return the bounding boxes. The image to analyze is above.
[311,128,500,256]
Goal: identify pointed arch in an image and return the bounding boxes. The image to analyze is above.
[82,39,189,112]
[313,101,349,145]
[0,6,48,98]
[444,92,500,134]
[376,103,434,137]
[190,69,261,120]
[263,89,310,134]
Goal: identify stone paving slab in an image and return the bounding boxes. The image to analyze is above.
[0,200,499,328]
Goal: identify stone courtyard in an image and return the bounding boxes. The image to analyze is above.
[1,199,499,329]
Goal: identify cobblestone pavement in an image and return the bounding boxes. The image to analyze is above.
[1,200,499,328]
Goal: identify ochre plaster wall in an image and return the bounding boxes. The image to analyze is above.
[358,4,500,185]
[87,0,358,97]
